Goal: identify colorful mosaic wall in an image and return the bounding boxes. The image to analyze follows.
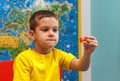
[0,0,78,80]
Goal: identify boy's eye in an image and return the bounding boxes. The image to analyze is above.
[42,28,48,32]
[53,28,58,32]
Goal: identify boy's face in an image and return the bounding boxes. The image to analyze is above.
[29,17,59,50]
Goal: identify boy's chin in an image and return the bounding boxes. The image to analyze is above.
[46,44,56,48]
[48,45,56,48]
[44,42,58,49]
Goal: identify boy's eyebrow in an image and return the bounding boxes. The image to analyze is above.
[40,26,58,29]
[54,26,59,28]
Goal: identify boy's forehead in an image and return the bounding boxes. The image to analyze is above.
[36,17,59,26]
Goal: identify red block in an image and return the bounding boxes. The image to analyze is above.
[0,60,14,81]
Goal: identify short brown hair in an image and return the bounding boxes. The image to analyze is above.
[29,10,58,31]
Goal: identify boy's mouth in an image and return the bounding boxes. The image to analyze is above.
[46,39,56,41]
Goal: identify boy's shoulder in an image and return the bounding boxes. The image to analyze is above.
[16,48,31,57]
[19,48,31,54]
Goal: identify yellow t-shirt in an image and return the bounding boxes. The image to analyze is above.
[13,48,75,81]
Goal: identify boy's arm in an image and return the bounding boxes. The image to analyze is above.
[70,53,91,71]
[70,36,98,71]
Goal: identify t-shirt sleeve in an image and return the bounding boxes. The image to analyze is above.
[58,50,76,71]
[13,54,31,81]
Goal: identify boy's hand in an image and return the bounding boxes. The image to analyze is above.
[80,36,98,55]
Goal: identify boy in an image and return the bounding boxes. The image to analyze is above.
[13,10,98,81]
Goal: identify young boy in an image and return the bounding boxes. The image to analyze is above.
[13,10,98,81]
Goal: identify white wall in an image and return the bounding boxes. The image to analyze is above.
[81,0,91,81]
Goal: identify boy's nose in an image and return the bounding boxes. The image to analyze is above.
[48,30,54,37]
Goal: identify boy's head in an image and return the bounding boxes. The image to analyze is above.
[29,10,59,51]
[29,10,58,31]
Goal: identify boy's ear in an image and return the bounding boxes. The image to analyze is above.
[28,30,35,40]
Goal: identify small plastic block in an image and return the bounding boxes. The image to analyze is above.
[79,37,87,43]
